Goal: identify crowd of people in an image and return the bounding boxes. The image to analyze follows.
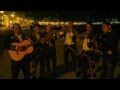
[0,20,120,79]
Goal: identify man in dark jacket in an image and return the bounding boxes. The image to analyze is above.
[6,23,32,79]
[45,24,57,77]
[97,22,119,79]
[30,24,48,79]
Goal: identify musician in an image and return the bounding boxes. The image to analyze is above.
[45,24,57,77]
[96,22,119,79]
[30,24,48,79]
[77,22,96,79]
[59,21,78,76]
[6,23,32,79]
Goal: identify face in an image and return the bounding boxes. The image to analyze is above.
[34,26,40,33]
[12,24,21,35]
[86,24,93,32]
[68,21,73,28]
[102,24,111,33]
[62,25,68,32]
[34,21,39,24]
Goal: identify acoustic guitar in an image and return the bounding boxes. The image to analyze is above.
[8,40,38,61]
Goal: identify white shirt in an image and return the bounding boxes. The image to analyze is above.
[64,32,74,45]
[82,38,93,51]
[15,34,22,42]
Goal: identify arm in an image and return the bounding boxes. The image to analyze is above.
[59,31,65,38]
[106,32,119,54]
[26,36,33,42]
[5,33,13,50]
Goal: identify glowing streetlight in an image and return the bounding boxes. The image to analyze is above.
[20,18,23,20]
[10,21,12,24]
[17,17,20,20]
[11,14,14,17]
[12,12,15,14]
[0,11,4,13]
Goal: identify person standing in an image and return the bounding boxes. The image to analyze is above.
[97,22,119,79]
[6,23,32,79]
[45,24,57,77]
[59,21,78,76]
[76,22,97,79]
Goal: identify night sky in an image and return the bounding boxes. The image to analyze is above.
[25,11,120,21]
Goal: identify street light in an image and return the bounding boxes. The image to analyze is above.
[11,14,14,17]
[20,18,23,20]
[12,12,15,14]
[0,11,4,13]
[17,17,20,20]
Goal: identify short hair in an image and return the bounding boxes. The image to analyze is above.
[68,21,73,24]
[102,22,111,26]
[47,23,52,26]
[33,24,41,28]
[12,23,21,30]
[86,22,93,27]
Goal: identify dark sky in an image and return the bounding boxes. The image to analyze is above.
[25,11,120,21]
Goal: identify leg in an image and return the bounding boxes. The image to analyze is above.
[102,55,107,79]
[87,52,96,79]
[31,55,40,79]
[21,56,30,79]
[70,45,78,76]
[81,55,89,79]
[50,48,57,74]
[39,55,46,79]
[76,54,82,77]
[11,60,20,79]
[46,53,51,73]
[64,46,70,73]
[106,62,114,79]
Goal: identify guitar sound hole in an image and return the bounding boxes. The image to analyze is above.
[17,46,26,51]
[22,46,27,51]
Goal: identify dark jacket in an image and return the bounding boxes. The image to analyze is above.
[45,31,57,47]
[97,29,119,55]
[30,32,49,55]
[6,31,28,50]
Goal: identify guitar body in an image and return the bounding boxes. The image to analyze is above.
[8,40,33,61]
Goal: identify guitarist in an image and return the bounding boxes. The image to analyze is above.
[30,24,48,79]
[6,23,32,79]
